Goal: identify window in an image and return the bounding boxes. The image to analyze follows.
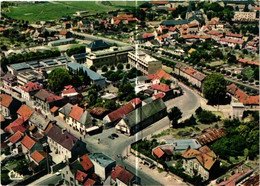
[70,177,74,181]
[189,161,193,167]
[66,171,68,175]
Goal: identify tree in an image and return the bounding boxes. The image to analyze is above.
[117,63,123,70]
[111,66,115,70]
[118,82,134,101]
[227,54,237,64]
[90,65,96,72]
[168,107,182,127]
[126,63,130,69]
[104,100,117,110]
[102,65,108,72]
[47,68,71,92]
[203,73,227,104]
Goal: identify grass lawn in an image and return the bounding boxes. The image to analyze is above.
[4,1,147,23]
[162,65,173,73]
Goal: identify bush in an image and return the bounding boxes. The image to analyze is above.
[117,63,123,70]
[237,74,242,79]
[196,110,220,124]
[226,71,231,76]
[101,65,108,72]
[111,66,115,70]
[221,70,226,74]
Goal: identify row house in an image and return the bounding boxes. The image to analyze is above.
[78,20,99,32]
[111,14,139,25]
[58,30,72,40]
[5,131,24,154]
[67,105,93,134]
[225,32,243,41]
[45,124,86,162]
[206,31,224,41]
[110,165,138,186]
[175,63,206,89]
[29,150,52,171]
[245,40,259,53]
[20,81,42,101]
[148,69,173,84]
[237,58,259,67]
[34,89,65,112]
[2,72,17,90]
[182,145,219,181]
[21,135,43,156]
[182,34,200,45]
[233,11,256,22]
[28,111,51,133]
[218,38,244,48]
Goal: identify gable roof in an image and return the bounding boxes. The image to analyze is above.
[21,81,42,92]
[0,94,13,108]
[17,104,34,121]
[83,178,96,186]
[106,102,135,123]
[122,98,166,128]
[153,147,165,158]
[29,112,50,130]
[76,170,88,183]
[45,124,78,151]
[21,135,36,150]
[80,154,94,172]
[151,83,170,92]
[5,117,25,133]
[182,145,217,170]
[116,166,135,184]
[148,69,172,81]
[30,150,48,163]
[59,103,74,117]
[7,131,24,144]
[87,39,110,51]
[34,89,63,103]
[69,105,84,121]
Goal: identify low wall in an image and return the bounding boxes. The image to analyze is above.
[14,169,48,186]
[51,161,67,173]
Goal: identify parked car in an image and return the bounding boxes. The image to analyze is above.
[111,133,119,138]
[108,135,114,140]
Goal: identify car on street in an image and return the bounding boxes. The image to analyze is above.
[111,133,119,138]
[108,135,114,140]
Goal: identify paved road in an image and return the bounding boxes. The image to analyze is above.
[29,174,61,186]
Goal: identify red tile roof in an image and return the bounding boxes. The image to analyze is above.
[148,69,172,81]
[0,94,13,108]
[50,106,59,113]
[69,105,84,121]
[114,20,121,25]
[7,131,24,144]
[107,103,135,122]
[30,150,47,163]
[59,30,67,35]
[116,167,134,184]
[182,145,217,170]
[61,87,77,95]
[153,147,165,158]
[183,34,200,39]
[21,81,42,92]
[21,135,36,150]
[226,32,243,38]
[207,31,222,36]
[154,93,165,99]
[150,1,169,4]
[238,58,259,66]
[220,38,244,45]
[80,154,94,172]
[76,170,88,183]
[226,83,238,95]
[218,169,252,186]
[255,7,260,10]
[35,89,63,103]
[169,26,177,32]
[166,7,176,11]
[0,27,5,31]
[182,25,188,30]
[17,104,34,121]
[111,165,124,180]
[188,23,199,28]
[5,117,25,133]
[142,33,154,39]
[83,178,96,186]
[10,125,27,133]
[129,98,142,106]
[151,83,170,92]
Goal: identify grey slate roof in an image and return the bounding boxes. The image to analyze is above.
[72,53,87,60]
[78,111,92,126]
[161,20,189,26]
[10,63,31,71]
[29,112,50,130]
[87,39,110,51]
[123,98,166,128]
[59,103,74,117]
[165,139,201,151]
[67,62,105,81]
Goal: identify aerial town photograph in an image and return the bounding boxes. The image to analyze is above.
[0,0,259,185]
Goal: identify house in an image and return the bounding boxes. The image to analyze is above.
[111,14,139,25]
[2,72,17,90]
[5,104,35,134]
[71,53,87,64]
[67,105,93,134]
[237,58,259,67]
[194,128,227,146]
[231,102,245,119]
[115,98,167,136]
[67,62,106,87]
[226,84,259,108]
[128,51,162,75]
[174,63,206,89]
[34,89,65,112]
[30,150,51,170]
[20,81,42,101]
[182,145,219,180]
[45,124,86,162]
[61,154,95,186]
[233,11,256,22]
[5,130,24,153]
[28,111,51,133]
[58,30,72,39]
[61,85,79,99]
[218,38,244,48]
[103,98,142,127]
[88,153,116,180]
[48,38,75,47]
[110,165,137,186]
[58,103,74,121]
[152,146,174,161]
[21,135,43,155]
[0,94,21,117]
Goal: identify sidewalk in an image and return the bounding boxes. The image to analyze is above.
[28,173,54,186]
[125,154,188,186]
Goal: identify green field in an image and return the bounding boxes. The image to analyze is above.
[4,1,146,23]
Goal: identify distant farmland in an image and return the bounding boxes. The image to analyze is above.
[4,1,146,23]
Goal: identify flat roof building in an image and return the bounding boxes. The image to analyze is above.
[128,51,162,75]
